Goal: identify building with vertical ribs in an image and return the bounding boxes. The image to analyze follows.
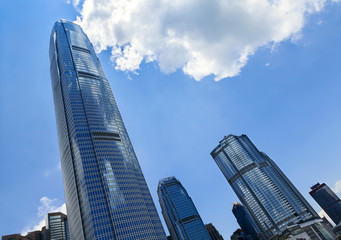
[210,134,321,239]
[49,20,166,240]
[157,177,211,240]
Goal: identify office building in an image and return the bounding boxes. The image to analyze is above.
[232,202,259,240]
[2,212,69,240]
[205,223,224,240]
[2,231,43,240]
[2,232,42,240]
[310,183,341,225]
[44,212,69,240]
[210,134,329,239]
[157,177,211,240]
[49,20,166,239]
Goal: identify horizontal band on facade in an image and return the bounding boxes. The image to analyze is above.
[72,45,91,54]
[228,162,269,184]
[78,71,100,80]
[92,131,121,142]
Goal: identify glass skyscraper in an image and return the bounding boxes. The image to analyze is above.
[211,134,319,239]
[310,183,341,225]
[49,20,166,240]
[157,177,211,240]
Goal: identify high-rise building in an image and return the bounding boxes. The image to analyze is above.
[2,232,42,240]
[49,20,166,240]
[232,202,259,240]
[44,212,70,240]
[309,183,341,225]
[157,177,211,240]
[205,223,224,240]
[210,134,321,239]
[2,212,69,240]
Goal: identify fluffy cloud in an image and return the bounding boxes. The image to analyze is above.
[21,197,66,235]
[333,179,341,194]
[68,0,81,7]
[75,0,339,81]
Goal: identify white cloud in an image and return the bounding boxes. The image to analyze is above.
[72,0,81,7]
[332,179,341,194]
[21,197,66,235]
[43,163,61,177]
[74,0,340,81]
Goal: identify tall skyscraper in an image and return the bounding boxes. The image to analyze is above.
[49,20,166,240]
[157,177,211,240]
[310,183,341,225]
[232,202,260,240]
[210,134,320,239]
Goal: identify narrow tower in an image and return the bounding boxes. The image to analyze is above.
[232,202,260,240]
[49,20,166,240]
[310,183,341,225]
[211,134,320,239]
[157,177,211,240]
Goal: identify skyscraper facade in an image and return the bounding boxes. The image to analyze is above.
[210,134,319,239]
[232,202,260,240]
[157,177,211,240]
[310,183,341,225]
[49,20,166,240]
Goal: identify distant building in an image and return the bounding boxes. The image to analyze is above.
[205,223,224,240]
[275,219,336,240]
[25,231,43,240]
[2,231,43,240]
[45,212,69,240]
[210,134,333,239]
[310,183,341,225]
[2,234,22,240]
[2,233,41,240]
[158,176,211,240]
[230,229,252,240]
[2,212,69,240]
[232,202,259,240]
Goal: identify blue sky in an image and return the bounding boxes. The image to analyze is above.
[1,0,341,238]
